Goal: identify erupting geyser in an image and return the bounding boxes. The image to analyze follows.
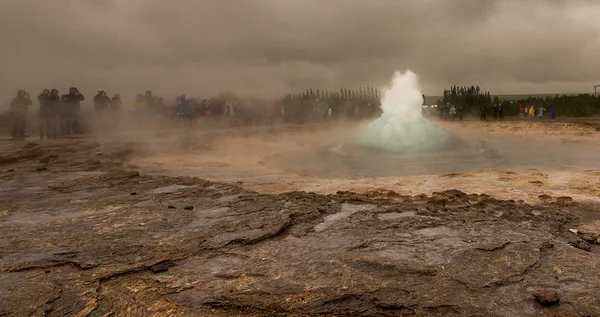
[357,70,457,153]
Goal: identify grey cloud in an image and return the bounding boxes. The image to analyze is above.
[1,0,599,103]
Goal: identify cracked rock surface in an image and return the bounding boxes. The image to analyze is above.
[0,140,599,316]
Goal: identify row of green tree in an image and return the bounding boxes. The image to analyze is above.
[437,85,600,117]
[438,85,494,110]
[285,87,382,102]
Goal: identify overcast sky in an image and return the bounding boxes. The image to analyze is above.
[1,0,599,100]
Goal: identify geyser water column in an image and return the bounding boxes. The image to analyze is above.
[357,70,457,153]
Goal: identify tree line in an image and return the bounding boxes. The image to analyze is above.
[437,86,600,117]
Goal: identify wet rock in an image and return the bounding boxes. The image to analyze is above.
[152,185,190,194]
[579,233,598,244]
[427,198,447,207]
[569,239,591,252]
[555,196,574,205]
[366,189,400,199]
[35,166,47,172]
[4,137,600,316]
[151,260,174,273]
[440,189,468,199]
[529,180,544,186]
[0,145,43,165]
[533,289,560,306]
[39,154,58,164]
[183,206,194,210]
[125,170,140,178]
[130,192,137,195]
[538,194,552,200]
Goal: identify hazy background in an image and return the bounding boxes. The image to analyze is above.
[1,0,599,101]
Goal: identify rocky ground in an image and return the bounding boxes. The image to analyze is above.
[1,129,600,316]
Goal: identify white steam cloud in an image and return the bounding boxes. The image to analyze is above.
[357,70,455,153]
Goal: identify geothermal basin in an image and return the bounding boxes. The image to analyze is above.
[1,71,600,316]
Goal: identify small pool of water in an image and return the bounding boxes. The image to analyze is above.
[267,134,600,178]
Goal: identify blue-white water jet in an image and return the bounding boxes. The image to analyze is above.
[356,70,458,153]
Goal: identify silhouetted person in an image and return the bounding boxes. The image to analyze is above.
[60,87,84,135]
[10,90,32,140]
[548,105,556,119]
[93,89,111,111]
[498,104,504,121]
[47,89,60,138]
[38,89,54,139]
[492,104,498,120]
[110,94,122,110]
[93,89,111,132]
[479,105,486,121]
[142,90,156,112]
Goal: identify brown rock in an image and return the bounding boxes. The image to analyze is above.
[150,260,174,273]
[578,233,598,244]
[534,289,560,306]
[556,196,573,202]
[569,239,591,252]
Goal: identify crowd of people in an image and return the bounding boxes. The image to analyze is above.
[518,104,556,119]
[422,102,558,122]
[9,87,88,140]
[6,87,383,140]
[7,85,567,141]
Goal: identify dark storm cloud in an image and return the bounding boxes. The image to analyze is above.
[1,0,599,102]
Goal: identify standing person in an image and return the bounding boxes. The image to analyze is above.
[528,105,535,119]
[110,94,122,131]
[38,89,54,140]
[10,90,32,140]
[93,90,111,111]
[204,101,212,124]
[61,87,85,135]
[538,105,544,119]
[176,94,190,126]
[548,105,556,120]
[47,89,60,138]
[110,94,122,110]
[518,105,524,118]
[142,90,156,114]
[223,100,236,126]
[492,104,498,120]
[449,105,457,121]
[93,89,111,132]
[479,105,486,121]
[498,104,504,121]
